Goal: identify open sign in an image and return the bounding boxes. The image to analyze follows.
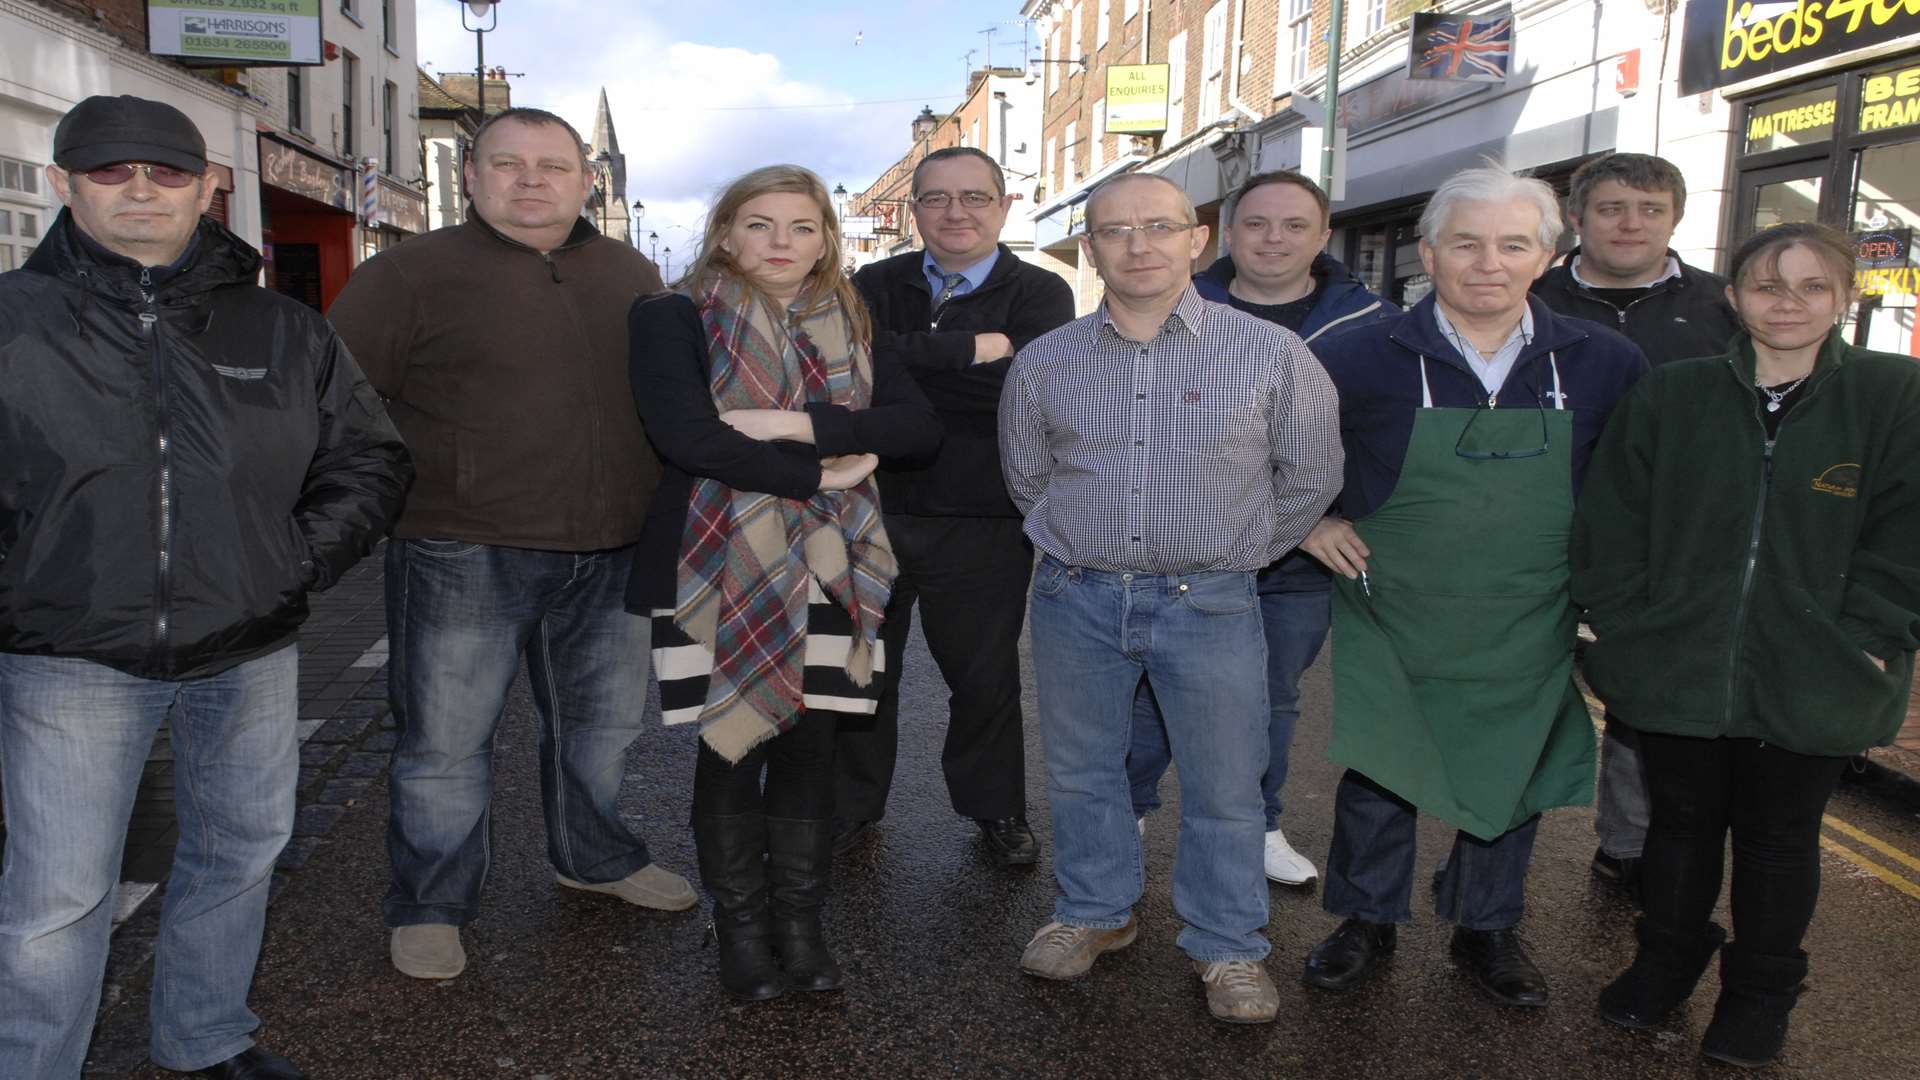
[1855,228,1911,268]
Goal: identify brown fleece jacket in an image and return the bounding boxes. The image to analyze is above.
[329,216,664,551]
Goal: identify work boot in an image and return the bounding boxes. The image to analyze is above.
[1700,946,1808,1068]
[765,816,844,993]
[1598,919,1726,1030]
[692,811,787,1002]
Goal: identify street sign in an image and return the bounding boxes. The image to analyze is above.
[842,216,881,240]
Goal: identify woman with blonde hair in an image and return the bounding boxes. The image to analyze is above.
[1574,221,1920,1067]
[626,165,939,1001]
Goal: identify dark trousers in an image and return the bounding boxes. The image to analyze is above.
[1637,732,1846,955]
[834,514,1034,822]
[1322,770,1540,930]
[694,714,839,820]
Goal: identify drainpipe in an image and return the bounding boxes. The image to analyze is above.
[1321,0,1345,194]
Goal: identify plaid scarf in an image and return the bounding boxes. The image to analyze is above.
[675,278,896,763]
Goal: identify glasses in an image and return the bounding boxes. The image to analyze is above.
[914,191,998,209]
[81,163,199,189]
[1088,221,1197,245]
[1454,400,1551,460]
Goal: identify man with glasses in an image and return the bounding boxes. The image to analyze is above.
[1000,173,1341,1023]
[0,95,409,1079]
[1296,165,1645,1009]
[1127,169,1396,886]
[834,147,1073,865]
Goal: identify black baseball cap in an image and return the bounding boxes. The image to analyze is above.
[54,95,208,174]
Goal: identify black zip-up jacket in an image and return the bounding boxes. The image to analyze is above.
[0,210,411,680]
[1531,248,1740,366]
[853,245,1075,517]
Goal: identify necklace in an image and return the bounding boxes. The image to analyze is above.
[1756,374,1809,413]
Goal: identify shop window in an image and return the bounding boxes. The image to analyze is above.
[1744,86,1837,155]
[1859,61,1920,139]
[1851,136,1920,356]
[1750,173,1823,230]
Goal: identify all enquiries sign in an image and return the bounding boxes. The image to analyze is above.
[147,0,324,67]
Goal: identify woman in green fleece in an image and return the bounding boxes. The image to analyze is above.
[1572,222,1920,1069]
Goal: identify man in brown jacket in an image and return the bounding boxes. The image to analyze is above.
[329,107,694,981]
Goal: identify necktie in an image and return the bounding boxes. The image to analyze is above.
[932,272,967,320]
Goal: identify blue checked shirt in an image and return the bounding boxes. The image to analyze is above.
[999,286,1344,574]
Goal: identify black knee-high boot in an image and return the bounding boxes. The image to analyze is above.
[693,811,788,1002]
[765,816,844,992]
[1701,946,1808,1068]
[1597,918,1727,1029]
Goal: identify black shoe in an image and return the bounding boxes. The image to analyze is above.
[1700,947,1807,1068]
[1450,926,1549,1008]
[1592,848,1643,893]
[693,811,788,1002]
[1598,919,1726,1030]
[1302,917,1397,991]
[975,817,1040,866]
[766,816,844,993]
[183,1046,305,1079]
[831,817,875,856]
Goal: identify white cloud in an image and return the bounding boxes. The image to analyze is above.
[414,5,894,249]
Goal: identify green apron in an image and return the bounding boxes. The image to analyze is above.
[1329,354,1594,841]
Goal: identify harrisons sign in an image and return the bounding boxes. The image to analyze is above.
[1679,0,1920,95]
[147,0,323,66]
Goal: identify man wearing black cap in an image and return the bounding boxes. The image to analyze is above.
[0,95,410,1080]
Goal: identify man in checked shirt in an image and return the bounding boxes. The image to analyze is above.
[998,173,1343,1024]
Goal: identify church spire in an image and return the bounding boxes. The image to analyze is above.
[592,87,621,159]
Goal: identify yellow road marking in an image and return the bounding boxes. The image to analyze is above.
[1821,835,1920,902]
[1823,815,1920,876]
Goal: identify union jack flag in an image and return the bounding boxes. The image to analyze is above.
[1410,10,1513,82]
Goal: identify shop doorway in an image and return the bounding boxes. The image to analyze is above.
[1735,160,1826,236]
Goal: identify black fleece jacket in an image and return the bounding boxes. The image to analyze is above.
[1531,248,1740,367]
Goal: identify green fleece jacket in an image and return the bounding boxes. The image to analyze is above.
[1572,329,1920,757]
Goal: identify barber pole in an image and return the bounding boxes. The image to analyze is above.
[360,164,379,228]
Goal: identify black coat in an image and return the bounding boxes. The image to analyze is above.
[0,211,411,680]
[1531,248,1741,367]
[853,245,1075,518]
[624,292,941,612]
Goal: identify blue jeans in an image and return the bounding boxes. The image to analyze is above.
[1322,770,1540,930]
[1028,557,1271,962]
[1128,579,1330,828]
[383,540,655,928]
[0,646,298,1077]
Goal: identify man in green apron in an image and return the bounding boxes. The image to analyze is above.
[1295,166,1648,1007]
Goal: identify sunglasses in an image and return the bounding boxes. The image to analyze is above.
[1454,399,1551,460]
[81,163,199,189]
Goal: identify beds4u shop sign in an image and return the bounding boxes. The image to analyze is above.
[1679,0,1920,95]
[147,0,325,66]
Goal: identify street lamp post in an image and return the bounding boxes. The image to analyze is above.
[648,231,658,263]
[461,2,501,115]
[662,246,672,281]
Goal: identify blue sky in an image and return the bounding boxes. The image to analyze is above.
[415,1,1039,257]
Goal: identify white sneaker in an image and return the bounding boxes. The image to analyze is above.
[1263,826,1318,884]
